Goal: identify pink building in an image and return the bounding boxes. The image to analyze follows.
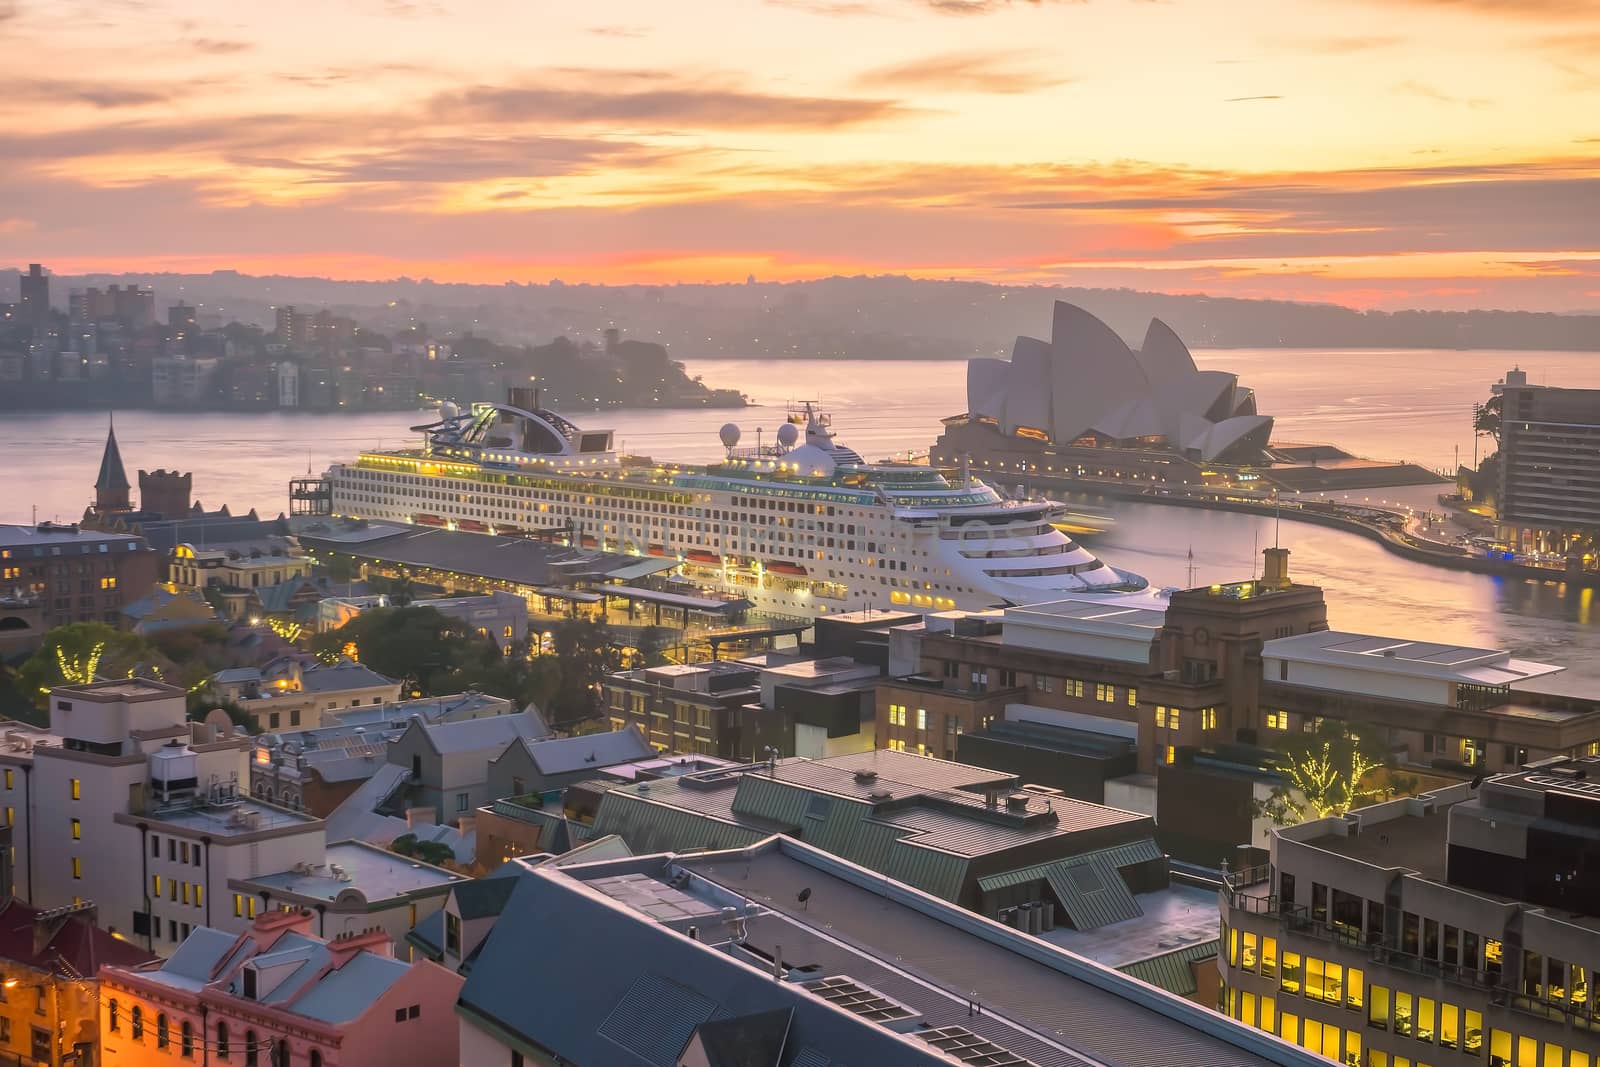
[98,909,463,1067]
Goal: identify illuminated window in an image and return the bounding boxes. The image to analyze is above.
[1281,952,1302,994]
[1155,706,1167,728]
[1439,1003,1458,1049]
[1368,984,1390,1030]
[152,875,163,898]
[4,808,10,827]
[1260,937,1277,979]
[234,894,243,918]
[1265,711,1288,731]
[916,708,927,732]
[1202,707,1218,730]
[1164,745,1176,765]
[1168,708,1182,730]
[1095,684,1115,703]
[70,779,80,800]
[1394,991,1413,1037]
[1127,688,1138,706]
[100,576,117,590]
[70,818,79,840]
[1347,967,1363,1010]
[71,857,81,880]
[3,770,10,789]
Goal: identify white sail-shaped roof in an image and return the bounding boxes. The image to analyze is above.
[964,302,1274,463]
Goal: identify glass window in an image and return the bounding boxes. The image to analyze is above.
[1572,1051,1591,1067]
[1368,985,1390,1030]
[1517,1036,1536,1067]
[1228,927,1238,966]
[1241,932,1257,971]
[1416,997,1435,1043]
[1344,1030,1361,1067]
[1542,1043,1562,1067]
[1281,952,1302,994]
[1307,958,1326,1000]
[1439,1004,1458,1049]
[1490,1032,1512,1067]
[1278,1012,1298,1046]
[1240,991,1256,1027]
[1464,1011,1483,1055]
[1261,936,1277,979]
[1323,962,1343,1005]
[1485,938,1504,975]
[1394,991,1413,1037]
[1260,995,1276,1033]
[1347,968,1364,1010]
[1304,1019,1323,1056]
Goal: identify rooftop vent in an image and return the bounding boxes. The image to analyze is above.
[801,976,920,1030]
[867,787,892,801]
[915,1026,1039,1067]
[1004,792,1030,811]
[853,769,878,784]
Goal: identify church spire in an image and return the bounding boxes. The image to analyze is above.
[94,413,131,513]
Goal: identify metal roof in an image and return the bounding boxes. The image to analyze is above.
[976,838,1164,892]
[522,729,653,776]
[1117,940,1220,997]
[1044,855,1143,931]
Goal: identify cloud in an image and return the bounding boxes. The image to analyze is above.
[1391,0,1600,15]
[766,0,880,12]
[854,49,1070,93]
[1394,80,1491,108]
[1270,34,1404,55]
[430,73,913,130]
[6,77,171,109]
[182,36,253,54]
[921,0,1086,13]
[588,25,647,37]
[1225,95,1283,102]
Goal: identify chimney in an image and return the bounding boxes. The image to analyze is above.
[328,926,393,962]
[405,807,437,828]
[250,907,315,946]
[1262,547,1291,590]
[456,814,476,836]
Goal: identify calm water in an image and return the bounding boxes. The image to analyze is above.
[6,348,1600,683]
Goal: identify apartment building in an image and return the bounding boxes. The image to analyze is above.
[1219,759,1600,1067]
[99,909,463,1067]
[0,522,157,628]
[1493,368,1600,553]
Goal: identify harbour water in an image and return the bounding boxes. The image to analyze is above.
[5,347,1600,683]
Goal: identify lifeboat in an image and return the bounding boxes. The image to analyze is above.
[766,561,808,577]
[458,519,489,533]
[579,535,598,549]
[686,549,720,565]
[414,514,445,527]
[647,544,668,557]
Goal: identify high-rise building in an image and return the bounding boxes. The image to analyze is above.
[275,305,311,347]
[17,263,48,337]
[1493,367,1600,555]
[1219,764,1600,1067]
[167,301,197,331]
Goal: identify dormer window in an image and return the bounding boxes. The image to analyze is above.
[445,912,461,956]
[242,967,257,1000]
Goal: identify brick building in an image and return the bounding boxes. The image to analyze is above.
[0,522,157,628]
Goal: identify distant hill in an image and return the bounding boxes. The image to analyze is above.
[4,269,1596,357]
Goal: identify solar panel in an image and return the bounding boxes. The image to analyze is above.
[915,1025,1040,1067]
[801,975,918,1023]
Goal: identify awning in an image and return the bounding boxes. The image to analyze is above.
[604,557,682,581]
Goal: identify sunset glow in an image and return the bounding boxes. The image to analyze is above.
[2,0,1596,309]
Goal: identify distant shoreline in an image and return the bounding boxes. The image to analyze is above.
[680,346,1600,360]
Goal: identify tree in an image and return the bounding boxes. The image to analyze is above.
[632,625,673,668]
[312,606,481,694]
[1254,720,1417,827]
[390,833,456,868]
[1472,394,1503,445]
[546,619,621,727]
[16,623,154,712]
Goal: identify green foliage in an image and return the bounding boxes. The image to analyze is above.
[1254,720,1418,827]
[16,623,154,712]
[1473,395,1503,443]
[390,833,456,868]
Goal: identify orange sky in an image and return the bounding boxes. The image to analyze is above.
[0,0,1596,310]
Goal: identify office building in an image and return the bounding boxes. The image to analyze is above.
[18,264,48,339]
[98,909,464,1067]
[1493,367,1600,555]
[0,522,157,628]
[456,835,1327,1067]
[1219,758,1600,1067]
[229,658,401,733]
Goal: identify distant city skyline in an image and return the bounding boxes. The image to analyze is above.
[0,0,1595,311]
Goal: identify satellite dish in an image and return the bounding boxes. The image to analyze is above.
[776,422,799,450]
[797,887,812,911]
[719,423,742,451]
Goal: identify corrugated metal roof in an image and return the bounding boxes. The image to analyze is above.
[730,774,814,830]
[1118,940,1220,997]
[976,837,1164,891]
[1045,856,1143,931]
[596,972,720,1066]
[590,789,768,855]
[885,842,969,902]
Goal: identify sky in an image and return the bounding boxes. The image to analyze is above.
[0,0,1596,311]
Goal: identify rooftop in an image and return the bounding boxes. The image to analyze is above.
[297,661,397,694]
[144,796,321,838]
[1039,880,1222,970]
[1263,631,1564,688]
[0,522,143,551]
[236,840,466,904]
[458,837,1325,1067]
[520,729,654,776]
[417,709,547,755]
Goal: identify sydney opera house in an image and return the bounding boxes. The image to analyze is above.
[934,302,1275,483]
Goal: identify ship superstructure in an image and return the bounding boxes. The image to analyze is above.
[325,388,1145,617]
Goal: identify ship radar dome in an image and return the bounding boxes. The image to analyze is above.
[439,401,460,420]
[719,423,742,450]
[776,422,799,450]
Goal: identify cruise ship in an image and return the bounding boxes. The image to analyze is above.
[325,388,1145,618]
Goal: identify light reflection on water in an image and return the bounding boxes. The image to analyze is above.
[6,350,1600,684]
